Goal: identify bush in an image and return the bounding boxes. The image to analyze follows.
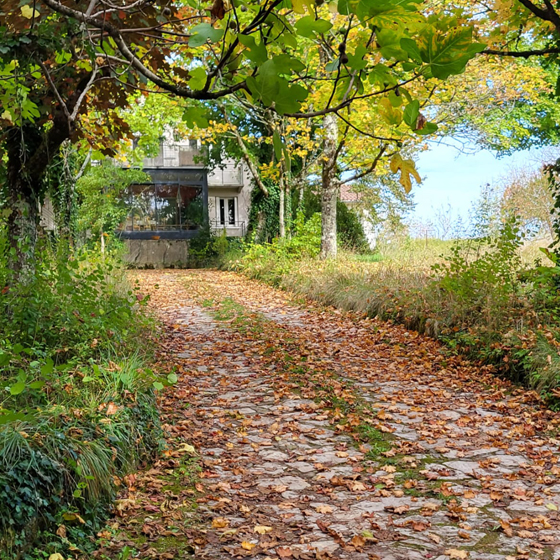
[0,239,162,558]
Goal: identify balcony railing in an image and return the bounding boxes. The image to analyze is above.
[210,220,246,237]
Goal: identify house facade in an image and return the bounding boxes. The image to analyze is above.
[119,139,253,267]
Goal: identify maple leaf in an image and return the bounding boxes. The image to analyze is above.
[390,154,422,193]
[241,541,257,550]
[277,546,293,558]
[315,504,333,513]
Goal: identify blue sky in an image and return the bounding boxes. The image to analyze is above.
[412,142,547,221]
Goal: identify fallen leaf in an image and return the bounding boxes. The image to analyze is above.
[254,525,273,534]
[445,549,469,559]
[212,517,229,529]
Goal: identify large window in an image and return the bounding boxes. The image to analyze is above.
[218,197,236,226]
[121,184,204,231]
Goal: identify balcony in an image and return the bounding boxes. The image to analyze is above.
[210,220,247,237]
[208,163,244,188]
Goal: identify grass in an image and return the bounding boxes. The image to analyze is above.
[0,245,163,558]
[225,229,560,402]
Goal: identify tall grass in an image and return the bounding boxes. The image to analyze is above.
[229,226,560,401]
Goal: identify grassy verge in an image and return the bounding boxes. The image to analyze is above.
[222,224,560,403]
[0,245,164,559]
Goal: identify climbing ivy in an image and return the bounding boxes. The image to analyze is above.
[248,180,280,243]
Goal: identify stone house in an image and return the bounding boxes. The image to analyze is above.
[118,139,253,267]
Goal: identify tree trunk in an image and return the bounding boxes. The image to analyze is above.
[5,129,40,276]
[279,171,285,238]
[320,110,339,259]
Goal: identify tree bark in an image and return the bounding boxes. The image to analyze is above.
[279,173,285,238]
[320,110,339,259]
[5,128,40,275]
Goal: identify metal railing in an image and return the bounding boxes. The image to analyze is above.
[210,220,246,236]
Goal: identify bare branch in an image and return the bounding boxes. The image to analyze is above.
[37,59,71,121]
[483,46,560,57]
[340,144,387,185]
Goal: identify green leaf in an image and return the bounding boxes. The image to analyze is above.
[188,23,224,47]
[41,359,54,376]
[238,35,268,65]
[9,381,25,396]
[153,381,164,391]
[346,45,368,70]
[167,373,178,384]
[273,130,283,162]
[400,38,422,63]
[183,106,209,128]
[294,16,332,38]
[403,100,420,128]
[246,76,280,106]
[414,121,438,135]
[189,67,206,90]
[417,26,486,80]
[28,381,45,390]
[274,82,308,114]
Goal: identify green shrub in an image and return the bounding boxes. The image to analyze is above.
[0,238,162,557]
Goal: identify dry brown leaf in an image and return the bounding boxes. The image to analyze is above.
[254,525,273,534]
[445,549,469,559]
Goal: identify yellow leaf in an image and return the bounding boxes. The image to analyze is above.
[315,504,333,513]
[48,555,65,560]
[178,443,196,454]
[390,154,421,194]
[379,98,403,127]
[62,512,85,524]
[21,5,39,18]
[241,541,257,550]
[546,503,558,511]
[254,525,273,534]
[212,517,229,528]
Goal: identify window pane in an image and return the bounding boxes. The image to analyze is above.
[228,199,235,225]
[124,185,156,231]
[155,184,179,229]
[179,187,204,230]
[219,199,225,225]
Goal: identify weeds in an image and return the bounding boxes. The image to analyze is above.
[0,242,161,558]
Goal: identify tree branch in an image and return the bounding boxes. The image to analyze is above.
[484,46,560,57]
[40,0,247,100]
[340,144,387,185]
[517,0,560,32]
